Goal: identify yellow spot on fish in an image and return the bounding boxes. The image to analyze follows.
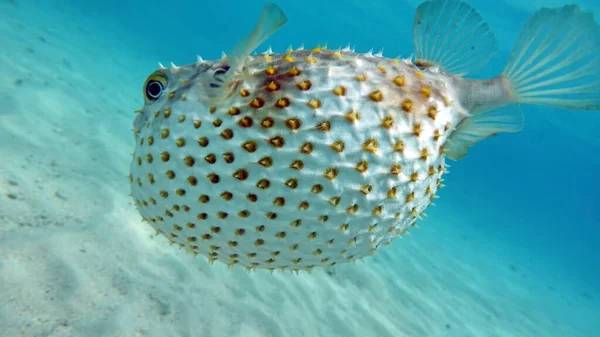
[204,153,216,164]
[421,85,431,98]
[362,139,378,153]
[381,115,394,129]
[428,106,437,119]
[355,160,368,173]
[393,76,406,86]
[261,117,274,128]
[242,140,257,153]
[393,140,405,152]
[323,168,338,180]
[413,123,422,137]
[428,166,437,176]
[306,98,322,109]
[368,90,383,102]
[401,99,413,112]
[250,98,265,108]
[289,160,304,170]
[268,136,285,148]
[265,66,277,75]
[297,80,312,90]
[316,120,331,131]
[311,184,323,194]
[329,141,345,153]
[285,178,298,189]
[275,97,290,108]
[266,81,280,91]
[238,116,253,128]
[345,109,360,123]
[390,164,402,175]
[346,204,359,214]
[332,86,346,96]
[285,118,302,131]
[300,142,313,154]
[288,66,301,76]
[387,187,397,198]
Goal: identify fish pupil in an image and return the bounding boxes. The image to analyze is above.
[146,80,163,99]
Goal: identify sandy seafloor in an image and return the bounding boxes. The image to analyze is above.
[0,0,598,337]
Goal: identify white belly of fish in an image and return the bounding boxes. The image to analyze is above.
[130,51,460,271]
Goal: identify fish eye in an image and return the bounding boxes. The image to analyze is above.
[144,73,168,101]
[146,81,163,99]
[213,66,230,76]
[210,66,230,88]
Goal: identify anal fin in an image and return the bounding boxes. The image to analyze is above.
[445,107,524,160]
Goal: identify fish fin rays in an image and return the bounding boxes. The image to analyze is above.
[502,5,600,110]
[200,3,288,106]
[227,2,287,73]
[446,4,600,160]
[445,106,524,160]
[412,0,497,76]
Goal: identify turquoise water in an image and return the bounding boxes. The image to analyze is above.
[73,0,600,287]
[1,0,598,336]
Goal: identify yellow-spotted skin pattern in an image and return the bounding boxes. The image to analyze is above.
[130,49,465,272]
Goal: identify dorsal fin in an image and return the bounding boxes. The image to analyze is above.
[200,3,287,106]
[227,3,287,75]
[412,0,497,76]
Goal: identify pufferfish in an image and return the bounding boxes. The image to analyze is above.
[130,0,600,272]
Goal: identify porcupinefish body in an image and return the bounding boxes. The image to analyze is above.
[130,0,600,272]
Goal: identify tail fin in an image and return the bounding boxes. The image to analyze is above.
[502,5,600,110]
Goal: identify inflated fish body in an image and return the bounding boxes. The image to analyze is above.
[129,0,600,271]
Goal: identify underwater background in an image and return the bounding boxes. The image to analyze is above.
[0,0,598,336]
